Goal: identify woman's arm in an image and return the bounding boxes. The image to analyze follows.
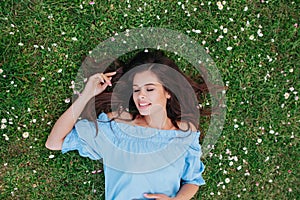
[45,72,116,150]
[144,184,199,200]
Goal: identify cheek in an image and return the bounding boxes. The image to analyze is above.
[132,94,138,103]
[132,94,141,107]
[156,93,168,104]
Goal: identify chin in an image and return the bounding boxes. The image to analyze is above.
[138,110,150,116]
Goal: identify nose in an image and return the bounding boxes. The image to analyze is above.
[137,89,146,99]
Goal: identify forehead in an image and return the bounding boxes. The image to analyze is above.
[132,71,161,86]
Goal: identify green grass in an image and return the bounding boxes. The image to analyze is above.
[1,0,299,199]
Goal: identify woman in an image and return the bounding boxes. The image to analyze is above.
[46,50,205,199]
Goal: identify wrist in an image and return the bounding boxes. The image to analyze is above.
[79,90,94,100]
[76,91,93,104]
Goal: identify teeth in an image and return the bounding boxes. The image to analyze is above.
[139,103,149,106]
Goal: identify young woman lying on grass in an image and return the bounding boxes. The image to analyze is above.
[46,50,208,200]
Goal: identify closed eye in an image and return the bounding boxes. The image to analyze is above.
[146,88,154,92]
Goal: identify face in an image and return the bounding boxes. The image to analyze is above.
[132,71,170,116]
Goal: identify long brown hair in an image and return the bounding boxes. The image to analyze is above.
[79,49,223,132]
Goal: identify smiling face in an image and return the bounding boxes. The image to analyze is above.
[132,71,170,116]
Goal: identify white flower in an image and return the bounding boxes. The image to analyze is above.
[244,6,248,11]
[227,46,233,51]
[18,42,24,46]
[249,35,255,40]
[246,21,250,27]
[57,69,62,73]
[237,166,242,170]
[265,156,270,162]
[72,37,78,41]
[49,155,55,159]
[233,156,238,162]
[64,98,70,103]
[257,29,263,37]
[225,178,230,183]
[257,138,262,143]
[3,134,9,140]
[284,93,290,99]
[1,118,7,123]
[22,132,29,138]
[218,5,223,10]
[223,28,228,33]
[1,124,7,129]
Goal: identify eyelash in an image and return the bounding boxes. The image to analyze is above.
[133,88,154,93]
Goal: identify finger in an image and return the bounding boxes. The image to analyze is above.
[96,73,105,84]
[144,193,165,199]
[101,74,112,86]
[104,71,117,76]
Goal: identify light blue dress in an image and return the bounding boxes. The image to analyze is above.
[62,112,205,200]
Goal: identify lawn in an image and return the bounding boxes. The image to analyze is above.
[0,0,299,199]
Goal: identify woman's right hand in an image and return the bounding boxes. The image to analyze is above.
[81,71,117,99]
[45,71,117,150]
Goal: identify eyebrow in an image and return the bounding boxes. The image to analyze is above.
[132,83,158,87]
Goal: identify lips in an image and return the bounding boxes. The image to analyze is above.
[138,102,151,109]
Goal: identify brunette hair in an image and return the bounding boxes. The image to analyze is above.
[79,49,224,132]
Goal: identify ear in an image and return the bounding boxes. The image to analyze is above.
[165,92,171,99]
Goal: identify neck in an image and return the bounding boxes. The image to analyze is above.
[143,112,174,130]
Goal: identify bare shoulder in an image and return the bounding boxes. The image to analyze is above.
[177,121,198,132]
[106,111,133,121]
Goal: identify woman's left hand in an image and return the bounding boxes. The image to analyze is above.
[144,193,174,200]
